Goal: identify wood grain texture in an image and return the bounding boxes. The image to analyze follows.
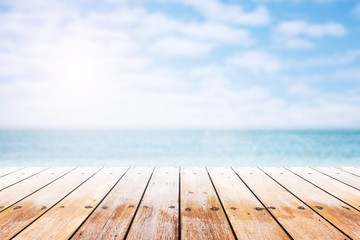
[339,167,360,177]
[0,167,23,178]
[314,167,360,190]
[71,167,153,240]
[287,167,360,210]
[126,167,179,240]
[13,167,128,240]
[181,167,235,240]
[233,167,349,240]
[207,167,290,240]
[0,167,47,190]
[0,167,74,212]
[0,167,100,240]
[0,166,359,239]
[262,167,360,239]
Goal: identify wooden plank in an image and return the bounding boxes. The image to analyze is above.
[287,167,360,210]
[207,167,290,240]
[262,167,360,239]
[13,167,128,240]
[339,167,360,177]
[126,167,179,239]
[0,167,100,240]
[314,167,360,190]
[0,167,74,212]
[233,167,349,240]
[0,167,47,190]
[0,167,23,178]
[181,167,235,240]
[71,167,153,240]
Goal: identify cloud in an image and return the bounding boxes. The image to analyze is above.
[282,38,314,49]
[273,20,347,49]
[179,22,254,46]
[0,0,359,128]
[299,49,360,67]
[333,69,360,81]
[178,0,271,25]
[353,3,360,17]
[287,83,316,97]
[253,0,342,3]
[0,0,262,128]
[226,51,283,74]
[275,21,347,38]
[150,37,213,56]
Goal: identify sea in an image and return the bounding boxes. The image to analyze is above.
[0,129,359,166]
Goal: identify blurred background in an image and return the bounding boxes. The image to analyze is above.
[0,0,359,166]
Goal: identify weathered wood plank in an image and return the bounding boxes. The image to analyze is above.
[233,167,349,240]
[126,167,179,240]
[13,167,128,240]
[0,167,100,240]
[0,167,74,212]
[0,167,47,190]
[262,167,360,239]
[0,167,23,178]
[314,167,360,190]
[207,167,290,240]
[339,167,360,177]
[71,167,153,240]
[181,167,235,240]
[287,167,360,210]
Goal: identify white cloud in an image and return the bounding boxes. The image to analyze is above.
[150,37,213,56]
[253,0,339,2]
[333,69,360,81]
[0,0,262,128]
[299,49,360,67]
[0,0,359,128]
[283,38,314,49]
[282,74,325,83]
[179,23,254,46]
[226,51,283,74]
[275,21,347,38]
[179,0,271,25]
[287,83,316,97]
[273,20,347,49]
[353,3,360,17]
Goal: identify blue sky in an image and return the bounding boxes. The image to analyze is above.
[0,0,359,128]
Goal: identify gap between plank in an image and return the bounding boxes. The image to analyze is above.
[0,167,77,214]
[123,167,155,240]
[205,167,238,240]
[310,167,360,191]
[9,167,104,240]
[335,167,360,178]
[0,167,50,192]
[259,167,353,240]
[0,167,26,179]
[230,167,294,240]
[68,167,130,239]
[284,167,360,212]
[178,167,181,240]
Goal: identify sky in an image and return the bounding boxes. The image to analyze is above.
[0,0,359,129]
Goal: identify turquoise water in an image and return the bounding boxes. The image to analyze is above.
[0,130,359,166]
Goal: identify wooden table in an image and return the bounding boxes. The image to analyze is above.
[0,166,359,239]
